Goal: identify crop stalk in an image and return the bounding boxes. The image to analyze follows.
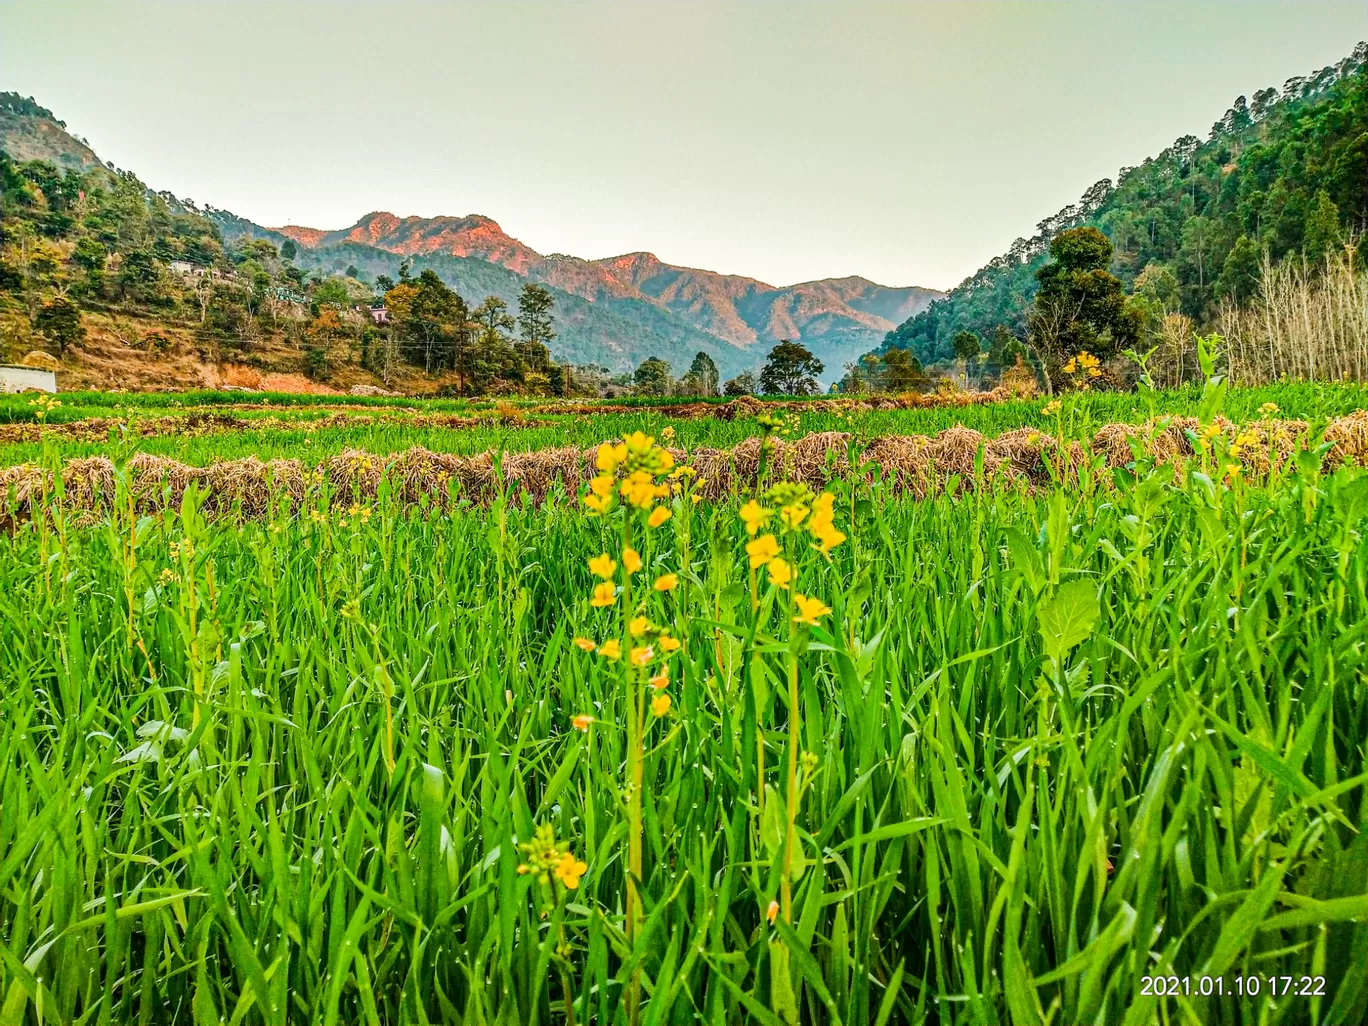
[621,511,643,1026]
[780,617,799,923]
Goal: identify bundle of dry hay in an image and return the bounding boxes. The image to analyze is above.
[128,453,210,511]
[1324,410,1368,469]
[326,449,386,499]
[265,458,308,507]
[790,431,852,487]
[686,448,735,499]
[715,396,768,421]
[860,436,933,495]
[985,428,1060,484]
[923,426,1003,484]
[502,446,584,503]
[6,412,1368,519]
[730,436,791,486]
[62,456,116,509]
[0,463,48,506]
[388,447,467,504]
[1092,422,1183,469]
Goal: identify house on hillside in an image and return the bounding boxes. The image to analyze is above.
[169,260,238,282]
[368,305,390,326]
[0,364,57,393]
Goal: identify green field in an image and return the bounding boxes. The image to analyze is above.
[3,380,1368,468]
[1,385,1366,1025]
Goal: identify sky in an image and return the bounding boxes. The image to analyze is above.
[3,2,1364,291]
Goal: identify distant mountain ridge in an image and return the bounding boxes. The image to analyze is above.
[0,90,940,381]
[274,212,942,381]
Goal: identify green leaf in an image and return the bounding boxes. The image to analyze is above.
[1036,578,1100,664]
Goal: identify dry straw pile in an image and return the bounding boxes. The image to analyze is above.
[4,412,1365,519]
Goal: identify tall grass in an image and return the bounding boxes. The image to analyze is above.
[1,422,1364,1023]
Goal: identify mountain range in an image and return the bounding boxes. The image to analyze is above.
[0,96,939,383]
[259,212,940,382]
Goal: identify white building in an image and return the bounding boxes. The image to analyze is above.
[0,365,57,393]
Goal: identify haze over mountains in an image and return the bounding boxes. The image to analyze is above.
[265,211,941,383]
[0,98,940,383]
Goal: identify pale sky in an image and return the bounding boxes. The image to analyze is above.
[3,2,1364,290]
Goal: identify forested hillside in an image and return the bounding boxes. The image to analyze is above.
[878,42,1367,369]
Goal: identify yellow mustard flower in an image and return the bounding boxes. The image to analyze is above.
[767,900,779,923]
[596,442,627,473]
[629,615,652,637]
[597,639,622,660]
[584,492,612,514]
[746,534,780,568]
[590,582,617,608]
[623,431,654,456]
[589,553,617,579]
[589,474,614,497]
[812,524,847,555]
[650,693,672,717]
[630,645,654,667]
[767,557,793,590]
[573,637,597,651]
[739,500,772,536]
[653,573,678,592]
[648,669,669,690]
[779,504,809,531]
[571,714,594,731]
[792,593,832,626]
[648,506,672,527]
[622,547,643,573]
[658,634,681,653]
[553,851,588,890]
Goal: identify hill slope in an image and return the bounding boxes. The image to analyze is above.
[273,213,941,383]
[875,42,1367,368]
[0,94,939,383]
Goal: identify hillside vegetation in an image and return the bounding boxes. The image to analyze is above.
[876,42,1367,379]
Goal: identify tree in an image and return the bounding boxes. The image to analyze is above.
[759,340,823,395]
[634,357,673,396]
[312,277,351,309]
[952,330,981,383]
[279,238,297,262]
[516,283,556,373]
[345,264,359,279]
[1026,227,1140,392]
[386,269,468,374]
[71,237,105,272]
[880,347,924,392]
[1214,236,1262,304]
[375,274,395,294]
[469,295,517,392]
[724,371,758,396]
[1303,190,1341,263]
[679,351,719,396]
[33,296,84,355]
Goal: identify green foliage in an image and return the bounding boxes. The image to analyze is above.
[724,370,758,396]
[681,350,720,396]
[0,408,1364,1024]
[633,355,673,395]
[1027,227,1141,378]
[32,294,84,354]
[516,282,557,375]
[760,339,824,395]
[879,45,1367,365]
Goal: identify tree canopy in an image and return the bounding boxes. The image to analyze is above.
[759,340,824,395]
